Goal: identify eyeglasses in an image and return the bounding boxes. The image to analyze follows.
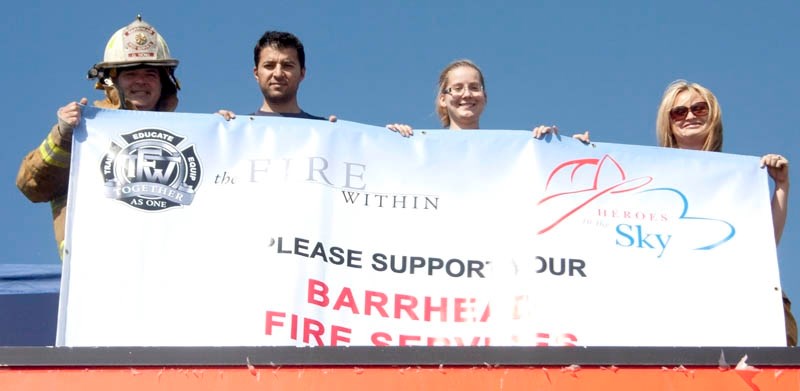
[669,102,709,121]
[443,84,484,96]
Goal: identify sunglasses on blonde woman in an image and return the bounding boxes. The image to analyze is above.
[669,102,709,121]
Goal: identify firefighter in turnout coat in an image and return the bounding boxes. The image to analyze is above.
[16,15,180,259]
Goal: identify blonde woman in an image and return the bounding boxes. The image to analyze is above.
[656,79,794,345]
[657,80,789,244]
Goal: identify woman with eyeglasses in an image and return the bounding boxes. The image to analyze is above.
[387,59,571,138]
[433,59,488,131]
[657,79,795,346]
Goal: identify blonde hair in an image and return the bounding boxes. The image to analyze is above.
[656,80,723,152]
[435,59,486,128]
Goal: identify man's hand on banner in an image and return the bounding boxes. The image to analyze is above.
[216,109,236,121]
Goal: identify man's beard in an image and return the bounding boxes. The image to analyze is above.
[263,89,296,106]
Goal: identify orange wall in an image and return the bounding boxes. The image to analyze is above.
[1,366,799,390]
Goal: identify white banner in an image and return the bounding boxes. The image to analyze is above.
[57,108,785,347]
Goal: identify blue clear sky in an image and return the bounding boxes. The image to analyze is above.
[2,2,798,295]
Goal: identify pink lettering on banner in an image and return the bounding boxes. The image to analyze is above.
[265,310,351,346]
[306,278,490,323]
[371,332,492,347]
[289,279,579,347]
[510,332,578,347]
